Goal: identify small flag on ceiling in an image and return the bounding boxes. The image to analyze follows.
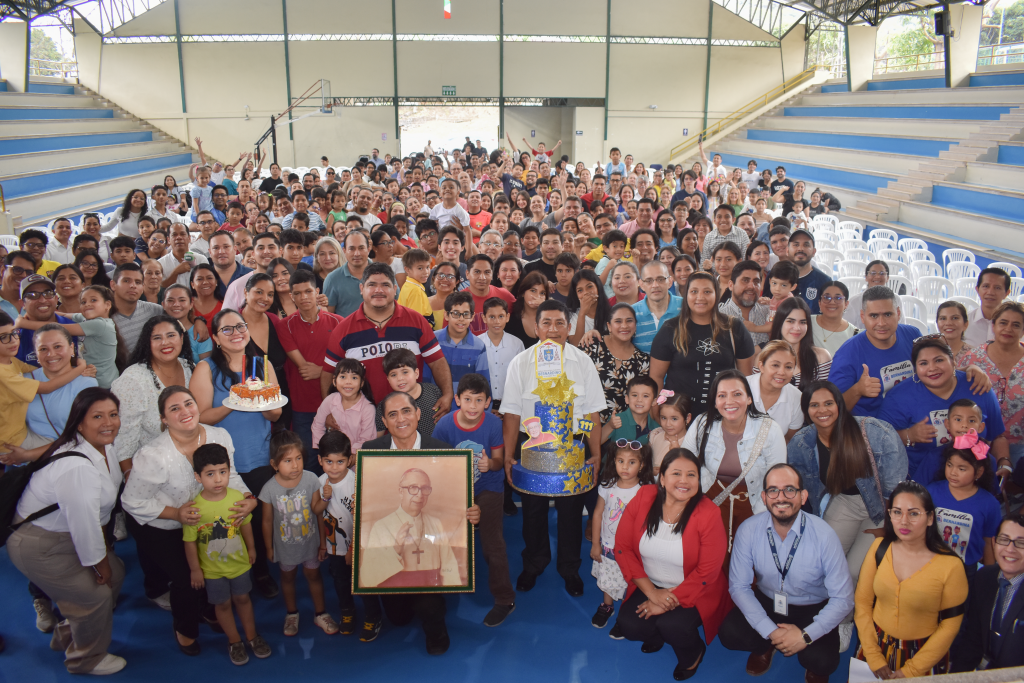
[444,0,451,18]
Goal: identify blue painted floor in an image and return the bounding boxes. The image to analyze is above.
[0,506,856,682]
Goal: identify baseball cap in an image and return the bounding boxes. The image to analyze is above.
[790,228,815,244]
[20,274,55,299]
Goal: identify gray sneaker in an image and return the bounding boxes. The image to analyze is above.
[34,598,56,633]
[229,641,249,666]
[248,635,272,659]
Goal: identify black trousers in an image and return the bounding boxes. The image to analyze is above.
[381,594,446,635]
[520,491,586,579]
[718,590,841,677]
[328,555,382,621]
[239,466,275,581]
[617,587,705,666]
[126,515,209,640]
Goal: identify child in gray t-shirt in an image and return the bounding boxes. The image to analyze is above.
[259,431,339,636]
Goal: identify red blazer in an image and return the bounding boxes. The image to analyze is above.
[614,485,733,643]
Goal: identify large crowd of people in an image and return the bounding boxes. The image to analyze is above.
[1,135,1024,681]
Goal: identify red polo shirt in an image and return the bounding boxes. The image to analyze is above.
[469,285,515,335]
[322,303,443,404]
[275,309,343,412]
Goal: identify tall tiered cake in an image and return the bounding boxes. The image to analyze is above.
[510,341,595,497]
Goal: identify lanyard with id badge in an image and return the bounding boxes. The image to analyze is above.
[767,513,806,616]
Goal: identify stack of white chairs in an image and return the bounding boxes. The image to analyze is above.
[869,229,899,244]
[886,275,915,297]
[955,278,977,297]
[951,295,980,313]
[900,294,929,321]
[947,261,981,283]
[879,249,910,266]
[886,261,915,281]
[813,215,839,231]
[917,276,957,318]
[907,249,935,263]
[840,277,869,297]
[942,249,975,277]
[847,248,875,264]
[837,221,863,238]
[838,261,866,278]
[838,238,868,252]
[899,237,928,253]
[816,232,838,249]
[814,249,844,277]
[0,235,18,249]
[911,261,943,281]
[867,238,897,256]
[990,262,1023,278]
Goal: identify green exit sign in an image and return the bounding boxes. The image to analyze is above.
[442,85,456,96]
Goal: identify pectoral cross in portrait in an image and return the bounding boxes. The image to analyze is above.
[412,545,424,564]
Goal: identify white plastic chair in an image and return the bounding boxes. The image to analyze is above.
[0,235,18,248]
[905,317,929,336]
[917,276,957,316]
[1011,277,1024,299]
[947,261,981,283]
[951,295,980,313]
[846,248,874,264]
[839,239,868,252]
[837,221,864,237]
[815,232,837,249]
[836,260,865,278]
[942,248,975,273]
[1018,293,1024,304]
[911,260,943,281]
[869,229,899,244]
[813,214,839,230]
[886,275,915,296]
[867,238,897,256]
[840,277,869,297]
[900,294,928,321]
[899,238,927,253]
[814,249,844,275]
[989,262,1023,278]
[955,277,977,298]
[879,249,910,266]
[907,249,935,263]
[886,260,914,281]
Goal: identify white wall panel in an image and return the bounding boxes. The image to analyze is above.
[287,42,393,97]
[395,0,499,34]
[503,43,605,97]
[608,44,706,112]
[287,0,393,34]
[177,0,281,34]
[504,0,607,35]
[99,43,182,117]
[707,45,783,121]
[711,5,778,41]
[612,0,708,37]
[109,1,176,36]
[397,42,499,97]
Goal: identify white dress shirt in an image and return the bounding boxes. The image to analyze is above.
[964,306,995,348]
[158,251,210,287]
[44,240,74,265]
[500,341,606,433]
[681,414,787,514]
[747,377,804,433]
[121,426,249,530]
[111,360,194,461]
[17,439,122,566]
[477,331,525,401]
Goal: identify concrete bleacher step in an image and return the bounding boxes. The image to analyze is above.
[7,163,195,227]
[752,115,987,138]
[0,151,195,199]
[720,137,937,177]
[0,106,115,120]
[744,129,957,156]
[0,118,151,136]
[0,92,106,108]
[0,130,155,155]
[970,71,1024,88]
[796,86,1024,106]
[887,204,1024,262]
[0,141,190,175]
[963,160,1024,192]
[784,104,1018,120]
[998,142,1024,164]
[929,180,1024,224]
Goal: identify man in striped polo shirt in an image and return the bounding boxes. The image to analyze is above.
[632,261,681,354]
[320,262,454,420]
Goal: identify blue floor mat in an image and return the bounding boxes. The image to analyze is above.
[0,505,857,681]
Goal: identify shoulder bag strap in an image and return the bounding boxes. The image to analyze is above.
[712,418,773,507]
[858,418,886,504]
[10,452,90,532]
[37,391,61,437]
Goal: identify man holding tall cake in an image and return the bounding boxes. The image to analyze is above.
[501,299,605,597]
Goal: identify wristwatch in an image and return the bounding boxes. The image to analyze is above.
[801,629,812,645]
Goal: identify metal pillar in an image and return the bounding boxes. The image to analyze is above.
[942,3,953,88]
[702,0,714,131]
[392,0,400,146]
[843,24,852,91]
[282,0,293,140]
[173,0,186,113]
[24,18,31,93]
[499,0,504,140]
[603,0,610,140]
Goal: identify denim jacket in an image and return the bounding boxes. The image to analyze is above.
[787,416,908,526]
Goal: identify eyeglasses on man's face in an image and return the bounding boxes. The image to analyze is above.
[401,485,432,496]
[995,535,1024,549]
[765,486,801,499]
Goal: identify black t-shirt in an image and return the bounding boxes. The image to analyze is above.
[782,193,806,215]
[808,203,827,217]
[816,439,860,495]
[505,313,538,349]
[650,317,756,414]
[770,179,795,195]
[259,177,284,193]
[523,259,557,283]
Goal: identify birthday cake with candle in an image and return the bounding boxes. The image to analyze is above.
[509,341,595,497]
[227,378,282,408]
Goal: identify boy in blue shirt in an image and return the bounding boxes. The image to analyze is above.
[423,291,489,393]
[604,147,626,178]
[432,373,515,626]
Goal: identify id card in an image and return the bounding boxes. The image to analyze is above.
[773,591,788,616]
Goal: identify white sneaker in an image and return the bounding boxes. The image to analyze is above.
[839,622,854,653]
[313,612,339,635]
[150,592,172,611]
[113,513,127,542]
[86,654,126,675]
[34,598,56,633]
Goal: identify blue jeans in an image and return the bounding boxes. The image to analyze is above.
[291,411,322,476]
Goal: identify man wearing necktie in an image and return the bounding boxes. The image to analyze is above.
[953,514,1024,671]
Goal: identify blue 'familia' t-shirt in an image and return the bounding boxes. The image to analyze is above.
[432,409,504,495]
[927,480,1002,566]
[828,324,919,418]
[878,371,1005,483]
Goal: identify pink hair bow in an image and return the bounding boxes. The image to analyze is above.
[656,389,674,405]
[953,429,990,460]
